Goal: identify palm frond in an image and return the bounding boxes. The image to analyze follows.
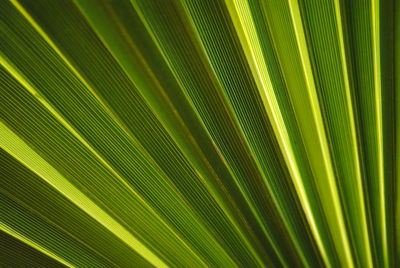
[0,0,398,267]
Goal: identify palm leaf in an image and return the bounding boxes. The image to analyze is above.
[0,0,398,267]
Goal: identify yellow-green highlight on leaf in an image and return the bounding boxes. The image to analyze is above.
[0,0,398,267]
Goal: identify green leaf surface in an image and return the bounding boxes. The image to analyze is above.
[0,0,398,267]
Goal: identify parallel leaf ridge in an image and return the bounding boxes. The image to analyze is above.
[0,0,398,267]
